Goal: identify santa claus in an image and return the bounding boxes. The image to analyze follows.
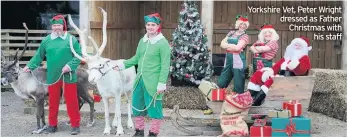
[247,67,274,106]
[272,36,312,76]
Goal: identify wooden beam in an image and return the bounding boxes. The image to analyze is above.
[342,1,347,70]
[201,0,214,63]
[79,0,93,53]
[90,21,139,29]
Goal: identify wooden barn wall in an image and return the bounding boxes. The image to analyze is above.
[90,1,342,69]
[89,1,141,60]
[211,1,342,69]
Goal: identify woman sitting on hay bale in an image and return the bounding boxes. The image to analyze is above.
[249,24,280,73]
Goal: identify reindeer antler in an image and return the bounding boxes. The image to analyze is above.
[67,14,90,59]
[97,7,107,56]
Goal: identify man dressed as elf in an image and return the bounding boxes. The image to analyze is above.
[115,13,171,137]
[23,15,83,135]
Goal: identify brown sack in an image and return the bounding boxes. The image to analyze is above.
[219,91,253,137]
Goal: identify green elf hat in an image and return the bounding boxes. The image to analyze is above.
[144,13,162,32]
[50,14,67,31]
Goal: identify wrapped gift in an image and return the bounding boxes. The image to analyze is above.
[283,100,302,117]
[250,119,272,137]
[268,108,291,118]
[198,80,219,100]
[211,88,226,101]
[272,117,311,137]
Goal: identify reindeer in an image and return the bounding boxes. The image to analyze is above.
[1,23,95,134]
[67,7,136,136]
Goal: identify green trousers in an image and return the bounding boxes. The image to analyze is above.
[217,53,246,94]
[252,57,273,73]
[132,77,163,119]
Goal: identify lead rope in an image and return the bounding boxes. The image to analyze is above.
[30,68,72,95]
[117,69,158,112]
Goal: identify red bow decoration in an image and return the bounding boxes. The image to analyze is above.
[273,118,311,137]
[253,118,267,127]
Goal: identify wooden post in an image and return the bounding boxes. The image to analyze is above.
[342,1,347,70]
[201,1,214,64]
[79,1,93,54]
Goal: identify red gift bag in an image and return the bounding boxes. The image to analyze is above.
[211,88,226,101]
[94,95,101,102]
[283,100,302,117]
[250,119,272,137]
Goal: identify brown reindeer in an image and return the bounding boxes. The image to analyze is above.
[1,23,95,134]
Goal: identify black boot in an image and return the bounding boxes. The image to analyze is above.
[249,90,258,99]
[148,131,158,137]
[71,127,80,135]
[133,129,144,137]
[44,126,57,134]
[252,90,266,106]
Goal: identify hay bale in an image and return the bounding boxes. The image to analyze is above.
[163,86,207,109]
[308,69,347,122]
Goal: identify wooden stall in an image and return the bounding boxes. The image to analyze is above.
[88,1,343,69]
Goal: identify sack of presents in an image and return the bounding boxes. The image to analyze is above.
[198,80,226,102]
[250,100,312,137]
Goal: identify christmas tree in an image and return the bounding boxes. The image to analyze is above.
[170,0,214,86]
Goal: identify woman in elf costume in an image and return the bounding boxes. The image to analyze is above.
[23,15,83,135]
[217,15,250,94]
[115,13,171,137]
[249,24,280,73]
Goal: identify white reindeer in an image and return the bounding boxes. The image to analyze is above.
[67,7,136,136]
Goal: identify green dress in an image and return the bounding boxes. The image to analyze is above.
[27,32,82,84]
[120,33,171,119]
[217,32,247,94]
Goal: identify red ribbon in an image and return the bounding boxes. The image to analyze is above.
[253,118,267,127]
[272,118,311,137]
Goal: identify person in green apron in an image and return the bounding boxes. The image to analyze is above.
[216,15,250,94]
[248,24,279,105]
[115,13,170,137]
[249,24,280,73]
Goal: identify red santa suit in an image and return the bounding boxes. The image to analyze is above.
[272,36,312,76]
[247,67,274,95]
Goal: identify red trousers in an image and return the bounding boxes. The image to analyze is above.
[48,80,80,127]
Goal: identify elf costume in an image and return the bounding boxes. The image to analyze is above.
[272,36,312,76]
[247,67,275,106]
[250,24,279,72]
[117,13,171,137]
[26,15,82,135]
[217,15,249,94]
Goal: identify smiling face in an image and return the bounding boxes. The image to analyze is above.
[264,31,273,41]
[238,23,247,31]
[51,24,64,36]
[145,22,159,35]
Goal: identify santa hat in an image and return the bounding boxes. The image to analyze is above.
[144,13,162,32]
[50,14,67,31]
[247,67,274,92]
[292,36,312,51]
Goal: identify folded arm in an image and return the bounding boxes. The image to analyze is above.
[226,34,249,52]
